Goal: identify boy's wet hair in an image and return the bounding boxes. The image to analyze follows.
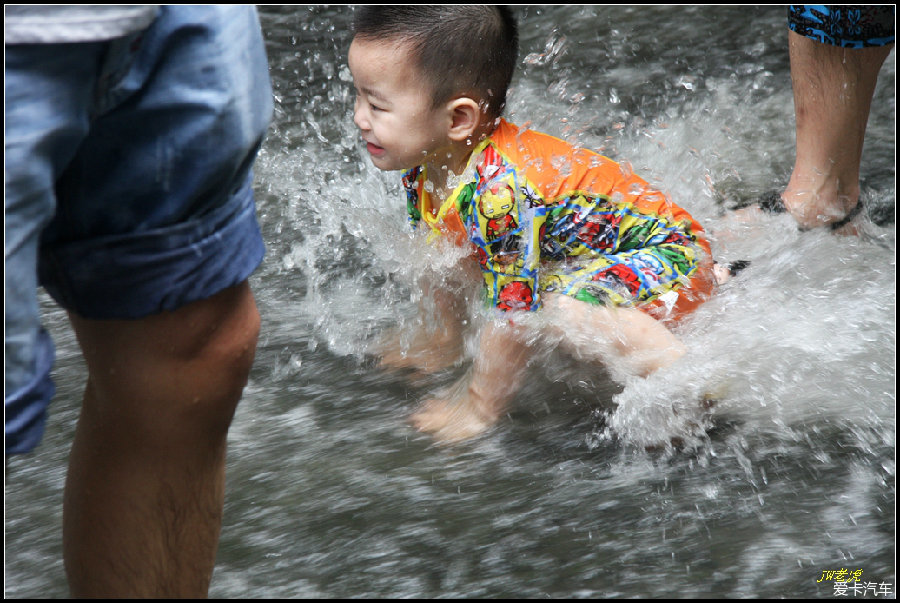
[352,6,518,121]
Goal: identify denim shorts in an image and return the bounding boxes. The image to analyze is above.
[5,6,274,454]
[789,5,896,48]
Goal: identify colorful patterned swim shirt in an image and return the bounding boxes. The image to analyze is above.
[401,119,716,322]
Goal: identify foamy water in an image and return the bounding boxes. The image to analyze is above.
[5,6,893,598]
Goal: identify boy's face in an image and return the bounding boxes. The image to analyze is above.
[348,37,452,172]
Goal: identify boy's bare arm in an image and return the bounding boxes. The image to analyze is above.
[377,257,479,374]
[410,319,533,441]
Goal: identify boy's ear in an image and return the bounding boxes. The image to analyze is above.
[446,96,480,142]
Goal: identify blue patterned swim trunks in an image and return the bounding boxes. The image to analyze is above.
[789,5,895,48]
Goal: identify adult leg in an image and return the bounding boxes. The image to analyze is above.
[51,7,271,595]
[4,39,103,456]
[6,5,272,597]
[782,31,892,230]
[62,281,260,598]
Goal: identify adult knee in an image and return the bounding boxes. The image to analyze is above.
[160,283,261,438]
[71,282,261,444]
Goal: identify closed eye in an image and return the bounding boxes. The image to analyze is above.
[355,85,389,113]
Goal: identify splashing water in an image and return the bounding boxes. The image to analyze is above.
[5,6,893,599]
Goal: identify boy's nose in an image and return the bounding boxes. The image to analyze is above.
[353,100,369,131]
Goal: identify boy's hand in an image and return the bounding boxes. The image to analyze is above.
[410,320,533,442]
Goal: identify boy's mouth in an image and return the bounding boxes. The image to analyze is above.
[365,141,385,157]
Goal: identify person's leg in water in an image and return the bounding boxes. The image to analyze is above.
[408,245,736,443]
[781,31,892,232]
[4,6,272,597]
[409,292,690,442]
[54,7,271,589]
[63,282,260,597]
[542,293,687,381]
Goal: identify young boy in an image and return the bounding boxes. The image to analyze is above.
[349,6,727,442]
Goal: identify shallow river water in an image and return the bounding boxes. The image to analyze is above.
[5,6,895,599]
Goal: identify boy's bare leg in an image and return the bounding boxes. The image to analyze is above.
[782,32,892,231]
[543,293,686,379]
[410,320,533,441]
[410,293,687,442]
[62,281,260,598]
